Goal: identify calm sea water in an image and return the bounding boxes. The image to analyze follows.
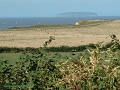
[0,16,120,29]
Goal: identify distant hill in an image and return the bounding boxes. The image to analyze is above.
[57,12,97,17]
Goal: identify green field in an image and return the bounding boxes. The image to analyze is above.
[0,51,89,64]
[0,53,22,64]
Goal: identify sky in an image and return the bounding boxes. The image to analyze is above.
[0,0,120,17]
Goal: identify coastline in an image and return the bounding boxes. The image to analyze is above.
[1,16,120,29]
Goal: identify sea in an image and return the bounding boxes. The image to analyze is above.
[0,16,120,29]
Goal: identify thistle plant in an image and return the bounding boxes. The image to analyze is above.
[44,36,55,47]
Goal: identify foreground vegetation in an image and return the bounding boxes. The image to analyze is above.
[0,35,120,90]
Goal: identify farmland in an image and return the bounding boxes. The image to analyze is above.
[0,20,120,89]
[0,20,120,47]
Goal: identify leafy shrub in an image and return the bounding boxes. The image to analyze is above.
[0,37,62,89]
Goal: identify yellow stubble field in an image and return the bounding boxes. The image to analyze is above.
[0,20,120,48]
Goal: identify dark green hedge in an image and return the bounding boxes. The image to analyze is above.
[0,47,39,53]
[0,42,119,53]
[0,44,95,53]
[47,44,96,52]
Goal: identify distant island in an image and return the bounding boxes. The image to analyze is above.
[57,12,97,17]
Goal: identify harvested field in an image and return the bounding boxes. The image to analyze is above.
[0,20,120,48]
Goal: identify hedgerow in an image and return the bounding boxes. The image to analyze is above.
[1,42,120,53]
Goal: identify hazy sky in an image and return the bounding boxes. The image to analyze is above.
[0,0,120,17]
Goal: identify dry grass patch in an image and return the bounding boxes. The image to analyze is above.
[0,20,120,47]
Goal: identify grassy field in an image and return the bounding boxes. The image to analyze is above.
[0,20,120,48]
[0,52,88,64]
[0,53,22,64]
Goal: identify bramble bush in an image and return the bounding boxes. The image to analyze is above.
[0,35,120,90]
[56,35,120,90]
[0,36,62,90]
